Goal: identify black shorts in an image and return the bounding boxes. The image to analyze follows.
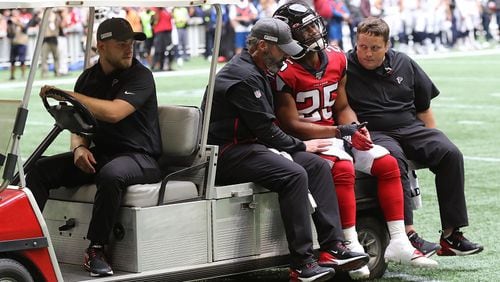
[10,44,27,64]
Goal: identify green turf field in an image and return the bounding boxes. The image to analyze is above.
[1,51,499,281]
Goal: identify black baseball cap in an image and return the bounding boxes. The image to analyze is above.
[97,18,146,41]
[250,17,303,56]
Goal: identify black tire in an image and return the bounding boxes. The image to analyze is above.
[0,258,34,282]
[356,215,389,279]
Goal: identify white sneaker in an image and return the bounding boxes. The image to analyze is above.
[176,58,184,67]
[347,240,371,279]
[384,238,438,268]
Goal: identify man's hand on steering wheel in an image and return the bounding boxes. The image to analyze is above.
[40,84,97,137]
[40,85,69,101]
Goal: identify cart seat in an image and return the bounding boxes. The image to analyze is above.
[48,105,202,207]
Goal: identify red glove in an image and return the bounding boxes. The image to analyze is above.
[337,122,373,151]
[358,126,371,140]
[351,131,373,151]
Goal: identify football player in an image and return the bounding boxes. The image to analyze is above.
[272,2,438,279]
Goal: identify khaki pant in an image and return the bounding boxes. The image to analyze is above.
[41,41,60,77]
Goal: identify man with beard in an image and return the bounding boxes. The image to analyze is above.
[203,17,369,282]
[26,18,162,277]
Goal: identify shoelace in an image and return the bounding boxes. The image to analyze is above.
[88,246,105,260]
[441,229,465,241]
[410,233,425,247]
[304,263,316,270]
[334,241,350,254]
[452,231,465,241]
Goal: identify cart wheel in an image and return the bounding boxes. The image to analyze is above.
[357,215,389,279]
[0,258,34,282]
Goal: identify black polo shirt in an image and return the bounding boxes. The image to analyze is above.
[204,49,305,153]
[345,48,439,131]
[74,58,161,158]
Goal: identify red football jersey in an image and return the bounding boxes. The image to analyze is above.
[275,46,347,126]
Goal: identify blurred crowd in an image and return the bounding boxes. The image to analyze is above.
[0,0,499,79]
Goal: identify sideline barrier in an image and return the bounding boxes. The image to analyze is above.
[0,24,207,69]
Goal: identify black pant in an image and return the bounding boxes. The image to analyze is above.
[371,120,468,230]
[216,143,343,267]
[152,30,173,70]
[26,149,162,244]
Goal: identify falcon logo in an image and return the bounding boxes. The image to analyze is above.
[396,77,404,84]
[254,90,262,98]
[315,71,324,80]
[112,79,119,86]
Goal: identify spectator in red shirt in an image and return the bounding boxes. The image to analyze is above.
[151,7,174,71]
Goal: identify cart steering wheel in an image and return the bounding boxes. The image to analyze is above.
[41,88,97,136]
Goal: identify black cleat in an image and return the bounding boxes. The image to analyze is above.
[83,245,114,277]
[289,261,335,282]
[318,241,369,271]
[437,229,483,256]
[408,231,441,257]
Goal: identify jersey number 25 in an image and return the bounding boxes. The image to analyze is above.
[296,82,337,122]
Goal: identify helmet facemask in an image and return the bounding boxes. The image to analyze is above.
[291,15,327,54]
[273,3,328,59]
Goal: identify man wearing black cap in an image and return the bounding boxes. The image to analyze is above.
[203,17,369,282]
[26,18,161,277]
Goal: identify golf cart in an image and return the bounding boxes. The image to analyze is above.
[0,1,395,281]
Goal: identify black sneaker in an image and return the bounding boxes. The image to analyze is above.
[83,245,114,277]
[289,261,335,282]
[318,241,369,271]
[407,231,441,257]
[437,229,484,256]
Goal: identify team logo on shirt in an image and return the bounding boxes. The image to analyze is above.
[315,71,324,80]
[112,79,119,86]
[254,90,262,98]
[396,77,403,84]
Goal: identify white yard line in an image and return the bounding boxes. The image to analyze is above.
[432,76,500,81]
[384,271,441,281]
[432,104,500,111]
[465,156,500,162]
[457,120,484,124]
[413,48,500,60]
